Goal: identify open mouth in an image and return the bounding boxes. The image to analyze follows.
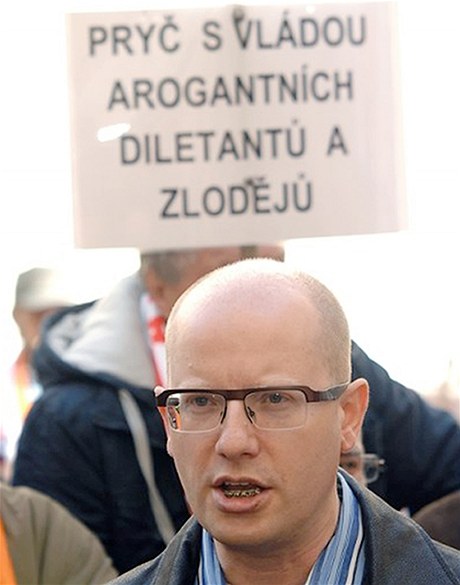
[221,482,262,498]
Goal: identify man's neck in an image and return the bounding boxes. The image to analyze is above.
[214,496,339,585]
[216,547,315,585]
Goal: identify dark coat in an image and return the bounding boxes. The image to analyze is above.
[354,342,460,512]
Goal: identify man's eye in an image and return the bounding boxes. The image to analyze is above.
[190,395,210,407]
[341,458,360,472]
[257,392,291,407]
[343,461,358,471]
[268,392,284,404]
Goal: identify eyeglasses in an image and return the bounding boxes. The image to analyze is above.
[156,384,349,433]
[340,453,385,484]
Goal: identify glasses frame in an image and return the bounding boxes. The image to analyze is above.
[340,452,386,484]
[156,383,349,432]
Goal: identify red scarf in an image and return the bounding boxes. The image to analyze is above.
[140,293,166,386]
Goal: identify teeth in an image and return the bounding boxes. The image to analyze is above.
[222,483,261,498]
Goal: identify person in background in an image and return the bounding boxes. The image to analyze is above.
[0,481,117,585]
[412,490,460,551]
[342,441,460,550]
[0,267,75,481]
[12,245,460,573]
[339,435,385,487]
[13,247,242,573]
[108,258,460,585]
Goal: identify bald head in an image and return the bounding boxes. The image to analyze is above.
[165,258,351,385]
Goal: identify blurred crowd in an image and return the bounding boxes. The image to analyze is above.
[1,249,459,585]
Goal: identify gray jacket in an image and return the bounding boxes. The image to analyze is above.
[108,476,460,585]
[0,483,117,585]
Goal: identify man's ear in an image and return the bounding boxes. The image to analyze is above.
[155,385,174,458]
[340,378,369,453]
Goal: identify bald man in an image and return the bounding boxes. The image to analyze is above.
[110,259,460,585]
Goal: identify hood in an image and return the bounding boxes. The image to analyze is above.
[33,273,156,393]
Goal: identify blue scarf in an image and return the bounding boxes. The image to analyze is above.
[197,472,365,585]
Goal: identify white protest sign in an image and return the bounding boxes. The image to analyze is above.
[67,2,406,250]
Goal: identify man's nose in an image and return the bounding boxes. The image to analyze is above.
[215,400,259,459]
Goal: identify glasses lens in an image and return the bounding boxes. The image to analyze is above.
[245,389,307,430]
[339,453,384,485]
[363,455,382,484]
[166,392,225,432]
